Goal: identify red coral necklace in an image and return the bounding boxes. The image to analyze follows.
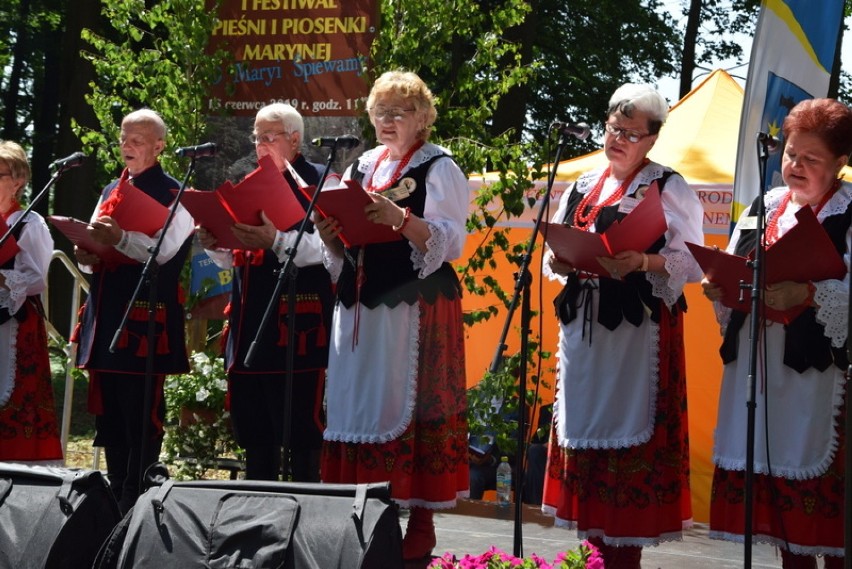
[764,180,840,246]
[366,140,424,193]
[573,159,648,230]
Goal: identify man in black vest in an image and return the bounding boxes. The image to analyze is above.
[74,108,193,513]
[198,103,333,481]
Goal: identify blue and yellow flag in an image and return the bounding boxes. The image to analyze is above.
[731,0,845,226]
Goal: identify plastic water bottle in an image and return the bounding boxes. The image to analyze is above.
[496,456,512,507]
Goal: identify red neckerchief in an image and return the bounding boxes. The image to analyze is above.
[98,168,133,217]
[232,249,264,266]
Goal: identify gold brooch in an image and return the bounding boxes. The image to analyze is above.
[381,177,417,202]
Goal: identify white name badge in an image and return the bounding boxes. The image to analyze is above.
[618,196,639,214]
[737,216,758,230]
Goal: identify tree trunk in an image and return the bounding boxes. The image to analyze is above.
[30,26,60,218]
[490,1,537,142]
[827,14,844,99]
[679,0,703,99]
[47,1,101,339]
[1,0,30,141]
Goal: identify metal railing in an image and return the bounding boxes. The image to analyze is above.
[43,249,92,465]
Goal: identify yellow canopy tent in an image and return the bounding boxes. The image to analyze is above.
[554,69,743,185]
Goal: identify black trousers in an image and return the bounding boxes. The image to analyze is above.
[92,371,165,513]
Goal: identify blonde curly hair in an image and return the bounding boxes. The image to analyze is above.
[367,70,437,141]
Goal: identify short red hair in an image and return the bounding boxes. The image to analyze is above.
[782,98,852,158]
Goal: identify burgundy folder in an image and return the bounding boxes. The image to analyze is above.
[542,182,667,275]
[298,179,402,247]
[50,177,169,264]
[687,206,846,323]
[179,155,306,250]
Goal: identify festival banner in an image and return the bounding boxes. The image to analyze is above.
[206,0,379,117]
[731,0,845,225]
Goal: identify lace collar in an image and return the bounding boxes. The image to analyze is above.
[765,182,852,220]
[574,161,668,196]
[356,142,449,176]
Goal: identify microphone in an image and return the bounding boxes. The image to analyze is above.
[50,151,86,171]
[311,135,361,149]
[552,121,591,141]
[176,142,217,158]
[757,132,781,154]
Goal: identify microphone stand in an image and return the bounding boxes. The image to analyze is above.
[0,163,73,248]
[243,146,339,481]
[109,158,196,495]
[846,211,852,569]
[488,130,572,558]
[741,134,773,569]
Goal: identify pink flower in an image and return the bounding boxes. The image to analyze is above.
[427,544,598,569]
[580,541,604,569]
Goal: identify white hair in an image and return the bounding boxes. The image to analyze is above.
[122,108,167,139]
[607,84,669,133]
[255,103,304,139]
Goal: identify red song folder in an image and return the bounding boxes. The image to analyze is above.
[687,205,846,323]
[48,216,128,264]
[0,222,20,266]
[541,182,668,276]
[298,179,402,247]
[178,154,306,250]
[49,177,170,264]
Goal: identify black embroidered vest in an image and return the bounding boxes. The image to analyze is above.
[719,196,851,372]
[74,164,191,374]
[336,152,461,309]
[224,155,334,373]
[0,216,33,325]
[553,169,686,331]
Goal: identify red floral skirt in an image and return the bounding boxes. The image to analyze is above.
[321,295,469,508]
[710,404,846,555]
[542,308,692,544]
[0,305,62,462]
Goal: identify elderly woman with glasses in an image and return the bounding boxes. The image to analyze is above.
[0,140,62,465]
[541,83,703,568]
[197,102,334,482]
[315,70,469,562]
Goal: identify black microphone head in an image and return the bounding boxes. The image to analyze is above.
[573,122,591,141]
[50,151,87,170]
[311,135,361,149]
[757,132,781,154]
[176,142,217,158]
[552,121,591,141]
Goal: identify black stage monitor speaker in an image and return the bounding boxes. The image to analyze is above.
[0,463,122,569]
[94,479,403,569]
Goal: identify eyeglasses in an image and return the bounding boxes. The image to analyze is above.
[250,131,290,145]
[119,136,152,148]
[369,107,416,122]
[604,123,650,143]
